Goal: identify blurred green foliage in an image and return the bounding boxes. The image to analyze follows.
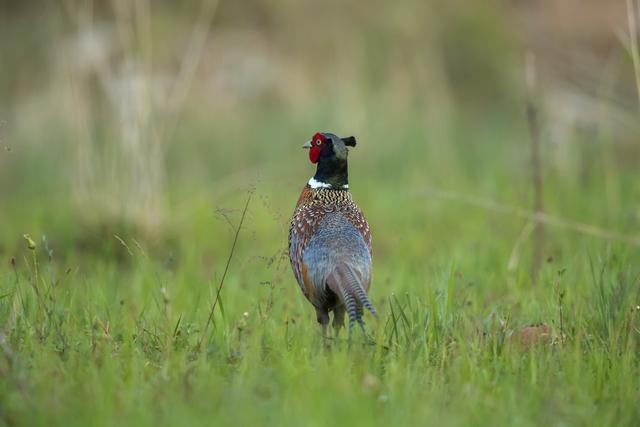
[1,1,639,426]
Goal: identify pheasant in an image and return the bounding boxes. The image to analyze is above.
[288,132,376,342]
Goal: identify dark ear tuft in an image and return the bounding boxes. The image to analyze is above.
[342,136,357,147]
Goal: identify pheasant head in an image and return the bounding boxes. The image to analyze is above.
[302,132,357,190]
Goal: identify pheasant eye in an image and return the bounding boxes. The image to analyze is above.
[315,139,322,146]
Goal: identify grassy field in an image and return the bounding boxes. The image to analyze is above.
[2,2,640,426]
[2,109,639,426]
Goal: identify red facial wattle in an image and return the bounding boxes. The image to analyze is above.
[309,146,321,163]
[308,132,324,164]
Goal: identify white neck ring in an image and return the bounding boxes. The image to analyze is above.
[308,177,348,189]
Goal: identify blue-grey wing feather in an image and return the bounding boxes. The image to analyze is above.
[303,212,371,295]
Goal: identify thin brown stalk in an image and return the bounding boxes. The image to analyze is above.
[626,0,640,106]
[525,52,544,285]
[197,190,253,351]
[167,0,219,115]
[420,188,640,247]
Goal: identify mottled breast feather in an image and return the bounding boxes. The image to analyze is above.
[288,185,372,308]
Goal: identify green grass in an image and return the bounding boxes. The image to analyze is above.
[2,1,640,424]
[1,108,639,426]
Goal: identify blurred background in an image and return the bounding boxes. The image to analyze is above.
[0,0,639,276]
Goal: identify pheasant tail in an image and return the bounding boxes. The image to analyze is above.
[326,263,377,332]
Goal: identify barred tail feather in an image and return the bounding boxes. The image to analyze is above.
[345,265,377,317]
[339,285,357,331]
[327,264,377,331]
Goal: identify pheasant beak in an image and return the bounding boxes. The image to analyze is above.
[302,140,312,149]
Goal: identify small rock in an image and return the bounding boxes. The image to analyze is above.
[512,324,552,350]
